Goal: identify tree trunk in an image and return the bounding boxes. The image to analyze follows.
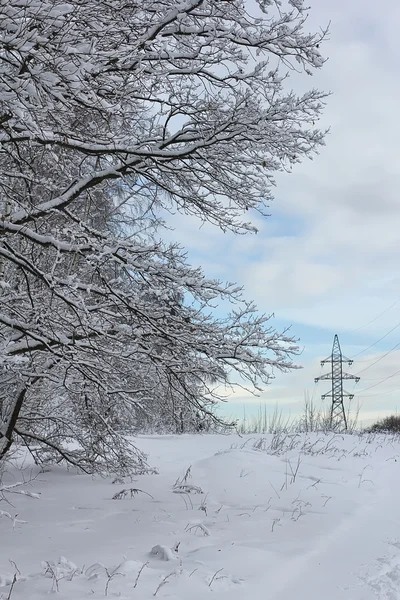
[0,386,28,461]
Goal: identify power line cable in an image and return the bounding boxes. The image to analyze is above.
[359,376,400,381]
[313,301,400,402]
[358,385,400,398]
[356,366,400,395]
[347,297,400,333]
[354,357,392,363]
[350,321,400,359]
[354,341,400,376]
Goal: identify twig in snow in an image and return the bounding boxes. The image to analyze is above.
[133,562,148,588]
[199,493,208,515]
[173,466,191,489]
[153,572,176,596]
[386,456,399,462]
[0,511,26,528]
[6,574,17,600]
[269,481,280,499]
[104,568,124,596]
[239,468,251,478]
[112,488,154,500]
[307,478,321,490]
[176,492,193,510]
[288,454,301,484]
[8,562,20,578]
[44,563,63,593]
[209,568,223,588]
[173,484,203,494]
[185,523,210,536]
[358,465,373,488]
[271,517,281,532]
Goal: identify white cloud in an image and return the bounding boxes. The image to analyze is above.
[162,1,400,424]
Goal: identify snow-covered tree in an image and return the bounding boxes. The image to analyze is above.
[0,0,327,473]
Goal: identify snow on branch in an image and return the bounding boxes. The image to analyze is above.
[0,0,327,472]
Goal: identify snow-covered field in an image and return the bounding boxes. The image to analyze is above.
[1,432,400,599]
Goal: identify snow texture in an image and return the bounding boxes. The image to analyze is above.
[1,432,400,599]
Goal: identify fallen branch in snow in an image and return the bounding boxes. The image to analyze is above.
[0,482,40,500]
[0,510,26,528]
[173,483,203,494]
[112,488,154,500]
[185,523,210,536]
[0,469,40,499]
[0,472,40,527]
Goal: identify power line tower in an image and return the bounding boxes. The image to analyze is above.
[314,334,360,431]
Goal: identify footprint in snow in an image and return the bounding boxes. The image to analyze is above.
[364,553,400,600]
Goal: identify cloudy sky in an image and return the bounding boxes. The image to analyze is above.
[167,1,400,427]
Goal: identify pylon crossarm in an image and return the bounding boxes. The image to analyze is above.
[341,372,360,381]
[315,373,334,381]
[341,357,353,365]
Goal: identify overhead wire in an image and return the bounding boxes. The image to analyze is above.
[354,341,400,376]
[358,385,400,398]
[338,303,400,401]
[315,296,400,401]
[333,331,400,398]
[355,366,400,395]
[350,321,400,359]
[347,296,400,333]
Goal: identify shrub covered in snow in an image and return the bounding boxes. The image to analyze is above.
[368,415,400,433]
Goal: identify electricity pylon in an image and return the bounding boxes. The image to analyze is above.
[315,334,360,431]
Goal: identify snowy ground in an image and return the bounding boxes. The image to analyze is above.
[2,432,400,599]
